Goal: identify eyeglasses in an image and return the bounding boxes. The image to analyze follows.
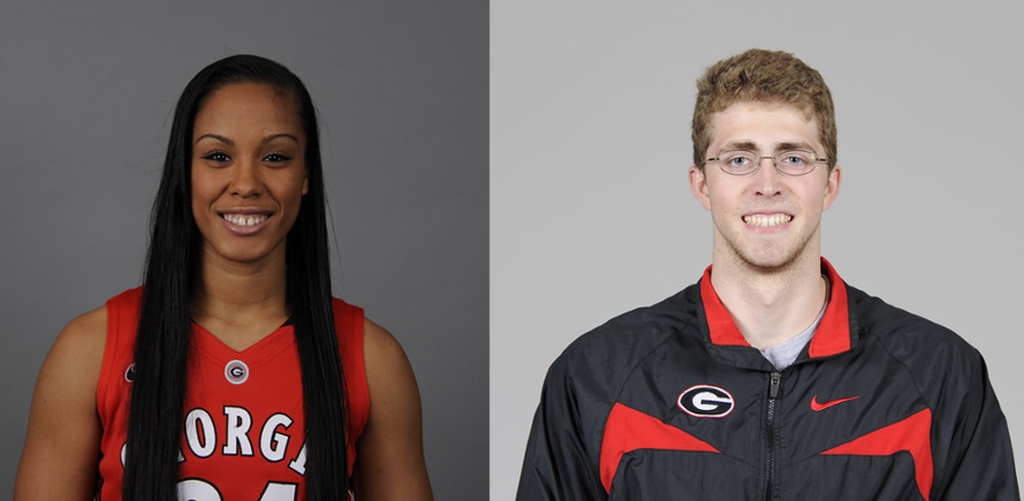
[704,150,828,176]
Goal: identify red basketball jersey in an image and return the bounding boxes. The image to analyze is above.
[96,287,370,501]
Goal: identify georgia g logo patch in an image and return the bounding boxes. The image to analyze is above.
[678,384,735,418]
[224,359,250,385]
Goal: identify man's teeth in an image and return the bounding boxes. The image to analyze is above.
[743,214,792,227]
[222,214,268,226]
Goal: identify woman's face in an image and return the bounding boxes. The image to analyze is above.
[190,82,308,268]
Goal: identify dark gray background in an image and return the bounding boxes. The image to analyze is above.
[492,1,1023,497]
[0,1,487,499]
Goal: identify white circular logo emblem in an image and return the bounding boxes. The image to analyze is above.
[124,363,137,383]
[678,384,735,418]
[224,359,249,385]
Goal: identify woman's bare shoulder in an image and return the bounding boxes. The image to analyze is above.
[355,317,433,500]
[362,318,407,362]
[35,305,109,404]
[14,305,108,501]
[51,305,108,374]
[62,305,108,341]
[361,317,420,396]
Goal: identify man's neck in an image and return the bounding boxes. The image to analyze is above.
[709,253,828,351]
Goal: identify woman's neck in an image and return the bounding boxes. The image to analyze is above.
[190,247,291,350]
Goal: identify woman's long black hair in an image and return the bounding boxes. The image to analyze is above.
[125,55,348,500]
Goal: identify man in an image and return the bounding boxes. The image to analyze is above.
[515,49,1019,500]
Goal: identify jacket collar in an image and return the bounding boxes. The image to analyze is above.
[699,257,852,359]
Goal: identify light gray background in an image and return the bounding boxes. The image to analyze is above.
[0,1,486,499]
[492,1,1023,498]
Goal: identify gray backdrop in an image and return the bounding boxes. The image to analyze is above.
[492,0,1024,498]
[0,1,487,499]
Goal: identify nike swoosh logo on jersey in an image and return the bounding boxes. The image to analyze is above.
[810,394,860,411]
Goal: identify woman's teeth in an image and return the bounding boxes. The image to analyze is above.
[222,214,268,226]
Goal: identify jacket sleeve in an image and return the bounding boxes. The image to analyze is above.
[515,355,607,501]
[932,354,1020,500]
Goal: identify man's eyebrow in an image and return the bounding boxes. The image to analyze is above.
[195,133,233,146]
[776,141,815,152]
[720,141,758,152]
[718,141,817,152]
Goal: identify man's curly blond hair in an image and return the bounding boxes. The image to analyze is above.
[692,49,836,171]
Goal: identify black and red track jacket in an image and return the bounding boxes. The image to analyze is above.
[516,260,1020,500]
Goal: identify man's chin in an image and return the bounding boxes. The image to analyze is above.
[732,246,803,274]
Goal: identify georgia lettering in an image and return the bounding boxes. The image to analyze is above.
[120,406,307,470]
[119,406,310,501]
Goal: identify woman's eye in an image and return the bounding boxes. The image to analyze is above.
[202,152,230,162]
[264,153,292,163]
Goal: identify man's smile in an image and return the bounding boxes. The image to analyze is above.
[742,213,793,228]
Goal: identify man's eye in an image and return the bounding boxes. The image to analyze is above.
[726,155,752,167]
[202,152,230,162]
[781,155,806,165]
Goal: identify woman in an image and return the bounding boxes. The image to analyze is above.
[14,55,433,501]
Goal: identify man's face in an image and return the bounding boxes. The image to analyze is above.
[688,101,841,272]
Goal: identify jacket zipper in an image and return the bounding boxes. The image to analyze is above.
[765,371,781,501]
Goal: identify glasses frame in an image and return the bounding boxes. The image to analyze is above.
[704,150,829,176]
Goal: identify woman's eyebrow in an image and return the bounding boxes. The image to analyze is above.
[263,133,300,144]
[194,133,233,146]
[193,133,300,145]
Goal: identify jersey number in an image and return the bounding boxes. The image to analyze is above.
[177,478,297,501]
